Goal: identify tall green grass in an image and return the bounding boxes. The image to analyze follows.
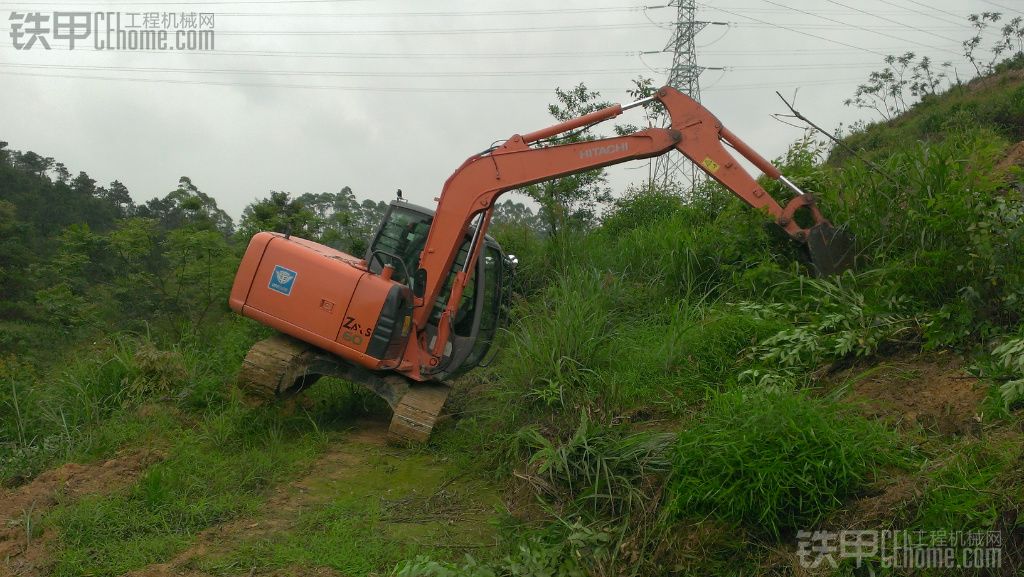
[668,387,902,537]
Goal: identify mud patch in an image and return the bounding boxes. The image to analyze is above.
[832,353,986,435]
[996,140,1024,176]
[0,449,162,576]
[827,472,920,530]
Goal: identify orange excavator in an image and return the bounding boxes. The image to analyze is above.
[228,86,853,442]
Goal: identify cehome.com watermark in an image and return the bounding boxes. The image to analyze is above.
[9,11,215,51]
[798,529,1005,571]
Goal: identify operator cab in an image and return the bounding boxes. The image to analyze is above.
[365,201,509,378]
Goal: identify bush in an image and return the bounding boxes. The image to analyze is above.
[513,416,674,519]
[668,387,900,537]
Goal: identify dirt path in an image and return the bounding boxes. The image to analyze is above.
[123,417,499,577]
[0,449,163,577]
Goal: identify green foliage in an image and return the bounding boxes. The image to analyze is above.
[823,127,1024,339]
[48,406,324,577]
[742,271,926,372]
[991,334,1024,410]
[912,438,1020,531]
[844,52,953,121]
[598,185,682,238]
[396,534,593,577]
[523,83,613,235]
[0,317,265,485]
[668,388,900,537]
[963,12,1024,77]
[238,187,392,257]
[503,270,616,409]
[513,416,673,519]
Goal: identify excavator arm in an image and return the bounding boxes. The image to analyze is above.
[414,86,853,368]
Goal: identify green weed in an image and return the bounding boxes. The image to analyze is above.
[668,387,902,537]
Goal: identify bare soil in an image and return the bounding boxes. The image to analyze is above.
[0,449,163,577]
[833,352,987,436]
[996,140,1024,175]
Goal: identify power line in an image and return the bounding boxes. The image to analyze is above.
[878,0,970,28]
[0,60,887,75]
[735,22,964,31]
[0,46,641,59]
[2,45,917,58]
[823,0,964,47]
[198,22,668,35]
[689,4,969,17]
[980,0,1024,16]
[0,69,606,91]
[726,62,879,69]
[693,2,887,57]
[705,76,867,90]
[0,0,383,5]
[0,67,867,93]
[898,0,969,21]
[0,62,651,78]
[212,6,644,17]
[758,0,961,56]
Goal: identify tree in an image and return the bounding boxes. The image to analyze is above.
[491,199,542,231]
[522,83,614,236]
[137,176,233,235]
[102,180,135,217]
[844,53,953,120]
[237,191,317,242]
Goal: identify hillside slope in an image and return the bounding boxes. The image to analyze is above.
[1,67,1024,577]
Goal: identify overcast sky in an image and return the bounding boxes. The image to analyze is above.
[0,0,1016,219]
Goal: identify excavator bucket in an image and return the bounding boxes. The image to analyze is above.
[806,222,855,276]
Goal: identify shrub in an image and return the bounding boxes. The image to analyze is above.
[668,387,900,537]
[513,416,674,519]
[741,271,927,371]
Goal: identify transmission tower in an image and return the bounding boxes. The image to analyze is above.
[652,1,725,190]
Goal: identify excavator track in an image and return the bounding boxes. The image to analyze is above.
[387,383,451,445]
[237,334,322,403]
[237,334,451,444]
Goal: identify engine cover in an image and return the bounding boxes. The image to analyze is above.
[229,232,410,369]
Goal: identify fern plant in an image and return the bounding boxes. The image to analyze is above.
[992,336,1024,410]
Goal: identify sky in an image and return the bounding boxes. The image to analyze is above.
[0,0,1017,220]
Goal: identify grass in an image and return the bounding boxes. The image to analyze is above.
[42,384,339,576]
[200,449,501,576]
[912,436,1023,532]
[668,387,903,538]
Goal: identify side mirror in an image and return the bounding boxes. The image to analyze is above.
[414,268,427,299]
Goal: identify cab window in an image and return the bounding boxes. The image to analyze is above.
[367,205,432,286]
